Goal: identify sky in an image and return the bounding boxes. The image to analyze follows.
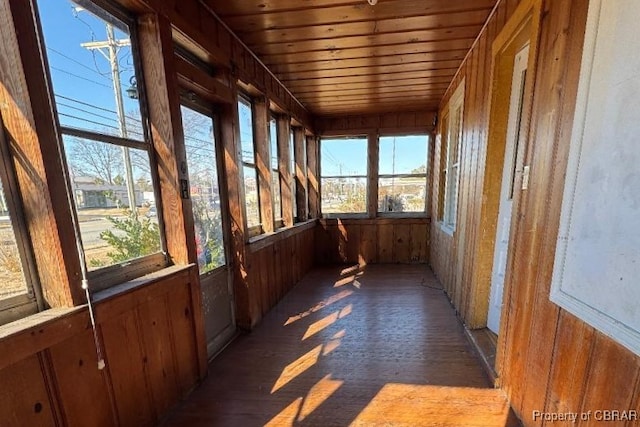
[321,135,429,177]
[37,0,142,138]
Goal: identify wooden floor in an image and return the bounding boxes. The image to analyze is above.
[163,265,520,427]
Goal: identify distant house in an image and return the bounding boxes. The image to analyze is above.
[71,175,144,209]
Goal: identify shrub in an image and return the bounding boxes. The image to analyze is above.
[99,211,161,264]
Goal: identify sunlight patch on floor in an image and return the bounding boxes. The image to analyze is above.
[323,329,346,356]
[284,289,354,326]
[271,345,322,393]
[351,384,512,427]
[298,374,344,421]
[302,303,353,340]
[264,397,302,427]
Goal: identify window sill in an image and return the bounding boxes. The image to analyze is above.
[376,212,430,219]
[92,264,194,304]
[321,213,368,220]
[247,219,317,253]
[0,264,195,371]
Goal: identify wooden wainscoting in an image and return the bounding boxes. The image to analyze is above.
[0,266,204,427]
[315,218,429,265]
[239,221,317,330]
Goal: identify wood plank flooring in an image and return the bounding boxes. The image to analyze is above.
[163,265,519,427]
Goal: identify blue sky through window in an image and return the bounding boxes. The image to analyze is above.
[37,0,142,139]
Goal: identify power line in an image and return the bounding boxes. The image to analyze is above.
[58,112,121,132]
[58,112,146,139]
[54,94,142,123]
[50,66,113,89]
[57,101,119,125]
[47,47,111,81]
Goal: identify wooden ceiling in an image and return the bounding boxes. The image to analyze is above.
[205,0,497,116]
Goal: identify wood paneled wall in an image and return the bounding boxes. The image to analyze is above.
[0,267,203,427]
[429,0,524,326]
[237,223,316,329]
[315,218,429,265]
[316,110,436,136]
[498,0,640,423]
[430,0,640,424]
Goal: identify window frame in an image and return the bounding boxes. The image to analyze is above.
[269,113,283,229]
[289,129,297,222]
[41,0,169,292]
[237,94,262,238]
[320,135,369,218]
[377,133,430,216]
[441,80,465,234]
[178,94,231,278]
[0,126,45,325]
[437,110,450,222]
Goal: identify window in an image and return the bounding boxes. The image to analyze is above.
[238,96,260,233]
[181,104,225,275]
[290,129,297,220]
[39,0,165,289]
[442,81,465,231]
[437,110,450,222]
[378,135,429,213]
[320,137,368,215]
[269,116,282,226]
[0,128,42,326]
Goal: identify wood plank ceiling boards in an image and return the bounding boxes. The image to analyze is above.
[203,0,498,116]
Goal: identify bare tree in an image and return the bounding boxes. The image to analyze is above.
[67,137,123,184]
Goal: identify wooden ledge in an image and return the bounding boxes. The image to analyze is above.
[0,264,195,371]
[319,216,430,226]
[248,219,316,253]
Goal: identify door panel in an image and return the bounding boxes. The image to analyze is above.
[181,104,236,358]
[487,44,529,334]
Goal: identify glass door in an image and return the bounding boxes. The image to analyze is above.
[180,102,235,358]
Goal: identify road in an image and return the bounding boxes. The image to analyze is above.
[77,214,158,249]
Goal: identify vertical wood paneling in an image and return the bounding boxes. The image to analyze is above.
[0,269,208,427]
[360,224,377,265]
[429,0,640,425]
[316,111,436,136]
[377,224,394,263]
[429,0,521,323]
[243,224,316,325]
[316,219,429,265]
[541,312,594,422]
[578,337,640,420]
[0,355,57,426]
[410,223,429,263]
[48,331,116,426]
[136,298,180,417]
[102,310,155,426]
[393,224,411,264]
[166,284,199,397]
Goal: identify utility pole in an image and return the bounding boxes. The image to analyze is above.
[81,24,137,215]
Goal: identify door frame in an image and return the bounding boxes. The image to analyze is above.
[466,0,543,343]
[486,43,530,335]
[179,94,237,358]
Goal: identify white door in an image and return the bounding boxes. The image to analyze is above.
[487,44,529,334]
